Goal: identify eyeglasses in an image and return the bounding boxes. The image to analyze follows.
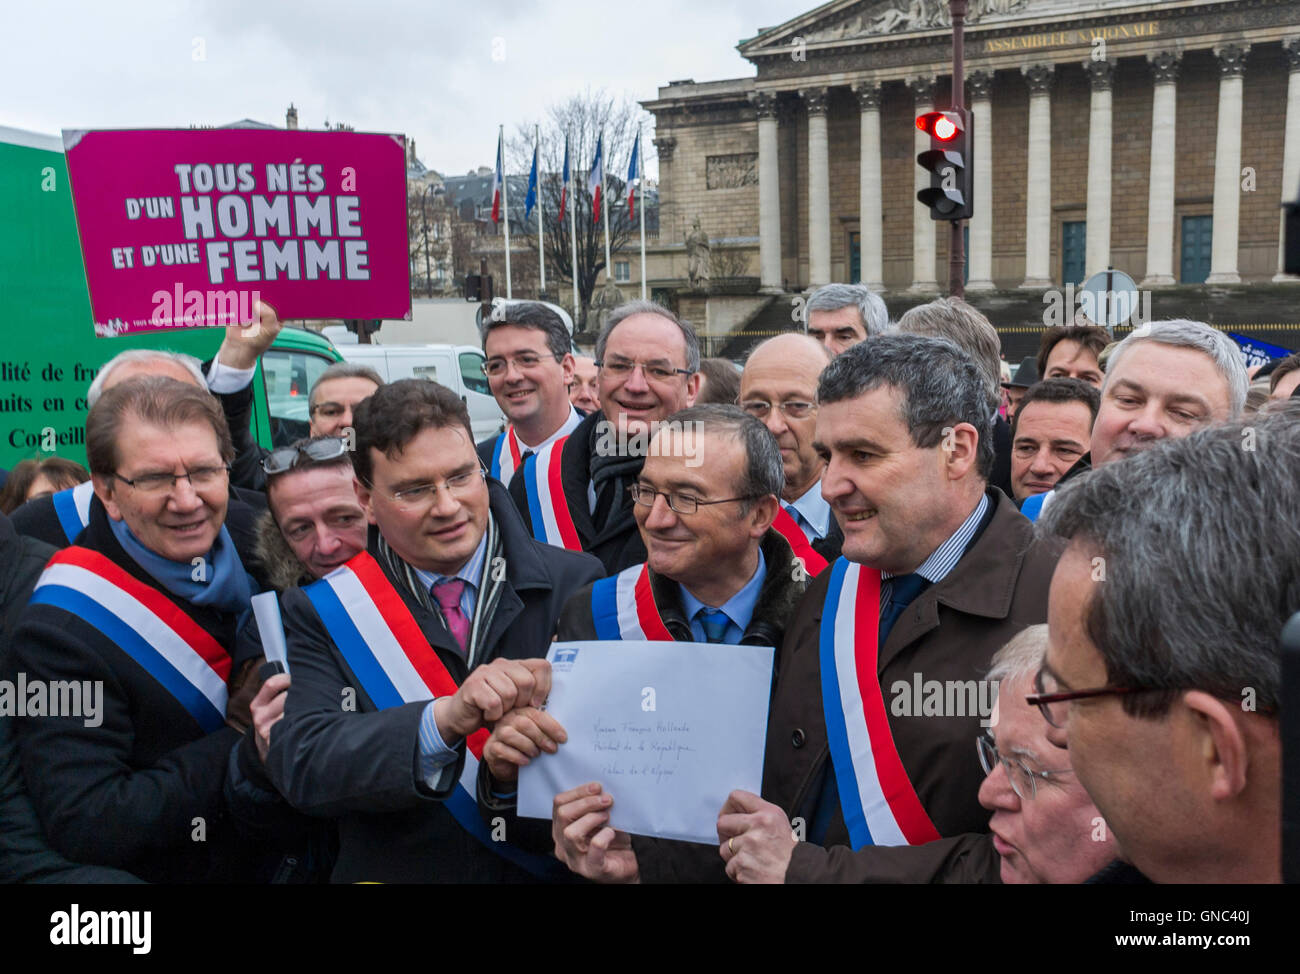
[628,483,760,516]
[596,358,693,382]
[1026,667,1152,729]
[111,464,230,494]
[739,400,816,420]
[481,353,560,376]
[1026,667,1277,729]
[976,733,1073,801]
[366,468,485,510]
[262,436,349,476]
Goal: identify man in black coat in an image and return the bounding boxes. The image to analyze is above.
[0,512,142,883]
[507,300,700,574]
[10,378,272,883]
[267,379,602,883]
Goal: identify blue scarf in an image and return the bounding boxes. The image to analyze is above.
[109,517,255,616]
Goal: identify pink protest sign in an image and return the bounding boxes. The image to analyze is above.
[62,127,412,336]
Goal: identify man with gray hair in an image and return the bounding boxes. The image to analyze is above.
[1032,406,1298,882]
[804,283,889,357]
[895,297,1015,500]
[1020,319,1248,522]
[507,299,700,574]
[708,333,1058,882]
[483,405,811,882]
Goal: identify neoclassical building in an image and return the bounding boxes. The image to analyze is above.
[642,0,1300,329]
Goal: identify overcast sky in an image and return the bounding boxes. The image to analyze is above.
[6,0,806,178]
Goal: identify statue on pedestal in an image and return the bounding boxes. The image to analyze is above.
[686,217,711,291]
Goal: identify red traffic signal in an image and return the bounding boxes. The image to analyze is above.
[916,111,963,142]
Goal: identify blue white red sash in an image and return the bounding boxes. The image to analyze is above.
[772,505,828,577]
[589,563,674,641]
[819,558,940,849]
[51,481,95,545]
[28,546,232,733]
[304,551,563,878]
[489,428,523,484]
[520,436,584,551]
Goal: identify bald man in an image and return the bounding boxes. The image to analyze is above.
[738,334,842,575]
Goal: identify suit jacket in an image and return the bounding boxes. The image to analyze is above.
[9,487,271,591]
[772,488,1058,883]
[508,410,646,575]
[9,504,268,883]
[267,480,603,883]
[487,529,810,883]
[217,377,271,494]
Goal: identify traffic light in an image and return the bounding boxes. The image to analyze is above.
[916,108,973,221]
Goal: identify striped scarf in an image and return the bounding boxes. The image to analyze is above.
[375,516,505,669]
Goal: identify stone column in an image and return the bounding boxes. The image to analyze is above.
[966,70,995,290]
[1021,63,1054,288]
[853,81,884,291]
[1084,59,1114,278]
[1276,39,1300,281]
[909,76,938,292]
[1208,44,1249,284]
[751,92,783,293]
[1142,51,1180,286]
[801,86,832,289]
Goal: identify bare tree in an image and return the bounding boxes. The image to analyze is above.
[506,89,653,332]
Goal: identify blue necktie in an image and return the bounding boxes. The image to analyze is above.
[697,608,731,644]
[879,573,929,643]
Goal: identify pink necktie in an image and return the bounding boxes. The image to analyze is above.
[431,579,469,651]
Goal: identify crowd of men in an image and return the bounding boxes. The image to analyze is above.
[0,283,1295,885]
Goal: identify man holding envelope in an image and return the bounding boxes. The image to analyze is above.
[480,405,809,881]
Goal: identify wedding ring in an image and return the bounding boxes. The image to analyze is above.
[728,837,735,854]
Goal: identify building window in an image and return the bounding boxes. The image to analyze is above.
[614,260,630,282]
[1180,215,1212,284]
[1061,221,1086,286]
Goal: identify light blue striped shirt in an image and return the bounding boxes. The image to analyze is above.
[880,493,990,611]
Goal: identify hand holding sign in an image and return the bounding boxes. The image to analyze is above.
[217,299,283,370]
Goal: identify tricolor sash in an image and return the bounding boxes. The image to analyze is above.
[304,551,563,878]
[28,546,232,733]
[51,481,95,545]
[489,428,523,484]
[819,558,940,849]
[772,505,829,577]
[520,436,584,551]
[589,563,674,641]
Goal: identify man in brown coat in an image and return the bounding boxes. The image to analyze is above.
[717,333,1059,883]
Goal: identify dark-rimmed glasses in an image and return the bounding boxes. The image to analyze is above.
[596,357,693,382]
[628,483,760,516]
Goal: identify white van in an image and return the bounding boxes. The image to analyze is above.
[336,343,505,441]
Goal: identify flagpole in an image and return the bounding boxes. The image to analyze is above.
[535,124,545,296]
[638,126,647,300]
[500,124,512,300]
[601,127,611,286]
[569,131,580,323]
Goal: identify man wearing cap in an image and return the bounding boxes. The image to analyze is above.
[1001,357,1038,422]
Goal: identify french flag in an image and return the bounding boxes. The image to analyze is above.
[588,133,603,223]
[626,132,640,219]
[491,131,504,223]
[559,136,570,224]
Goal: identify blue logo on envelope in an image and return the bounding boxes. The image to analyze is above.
[552,646,579,671]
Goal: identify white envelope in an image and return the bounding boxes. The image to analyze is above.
[518,639,774,845]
